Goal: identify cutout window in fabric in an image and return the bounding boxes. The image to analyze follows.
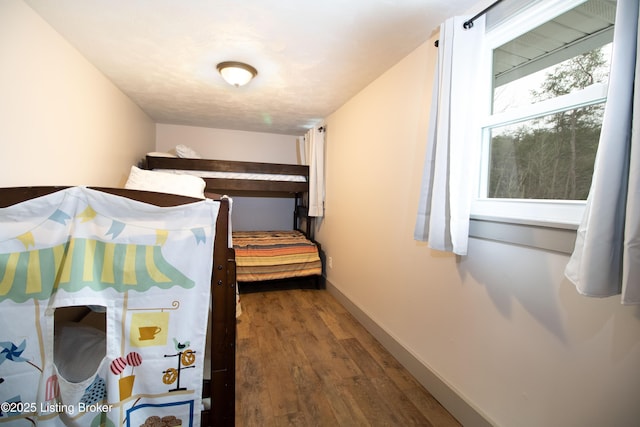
[54,306,107,384]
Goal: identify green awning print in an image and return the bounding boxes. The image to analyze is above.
[0,238,194,303]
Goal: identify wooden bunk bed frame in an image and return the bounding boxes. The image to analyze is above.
[0,186,237,427]
[145,155,309,196]
[145,155,323,289]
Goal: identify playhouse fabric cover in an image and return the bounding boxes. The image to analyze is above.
[0,187,219,427]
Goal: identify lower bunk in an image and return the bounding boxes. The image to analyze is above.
[0,186,236,427]
[234,231,323,292]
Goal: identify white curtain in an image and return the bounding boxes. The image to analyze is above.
[414,16,485,255]
[565,0,640,304]
[305,126,325,217]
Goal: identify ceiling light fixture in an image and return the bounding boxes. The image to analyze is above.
[216,61,258,87]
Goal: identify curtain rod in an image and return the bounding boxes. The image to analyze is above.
[463,0,504,29]
[434,0,504,46]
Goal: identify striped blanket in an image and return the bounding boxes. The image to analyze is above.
[232,230,321,282]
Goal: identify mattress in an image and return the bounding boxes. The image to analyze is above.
[154,169,307,182]
[232,230,322,282]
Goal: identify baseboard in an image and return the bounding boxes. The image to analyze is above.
[325,279,494,427]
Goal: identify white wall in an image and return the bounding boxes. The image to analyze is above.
[317,36,640,427]
[0,1,155,188]
[155,124,301,163]
[155,124,301,230]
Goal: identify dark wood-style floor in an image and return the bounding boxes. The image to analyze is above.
[234,288,461,426]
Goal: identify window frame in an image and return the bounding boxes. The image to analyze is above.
[470,0,610,229]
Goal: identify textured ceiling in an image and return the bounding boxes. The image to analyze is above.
[25,0,481,135]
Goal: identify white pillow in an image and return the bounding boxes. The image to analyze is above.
[125,166,206,199]
[54,323,106,383]
[175,144,201,159]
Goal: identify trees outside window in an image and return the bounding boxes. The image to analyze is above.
[489,48,608,200]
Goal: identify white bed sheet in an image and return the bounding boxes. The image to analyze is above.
[155,169,307,182]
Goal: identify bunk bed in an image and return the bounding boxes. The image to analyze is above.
[0,186,236,427]
[145,154,323,290]
[144,154,310,196]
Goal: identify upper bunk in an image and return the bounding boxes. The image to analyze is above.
[145,154,309,197]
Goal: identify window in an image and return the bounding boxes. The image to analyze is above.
[54,306,106,382]
[471,0,616,226]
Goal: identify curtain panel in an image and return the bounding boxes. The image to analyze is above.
[565,0,640,304]
[305,126,325,217]
[414,16,485,256]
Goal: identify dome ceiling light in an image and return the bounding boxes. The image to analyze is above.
[216,61,258,87]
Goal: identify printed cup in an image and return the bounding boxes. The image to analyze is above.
[138,326,161,340]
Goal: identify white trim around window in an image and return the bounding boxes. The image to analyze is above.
[467,0,614,250]
[470,0,610,231]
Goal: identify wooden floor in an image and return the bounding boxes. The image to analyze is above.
[234,288,461,426]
